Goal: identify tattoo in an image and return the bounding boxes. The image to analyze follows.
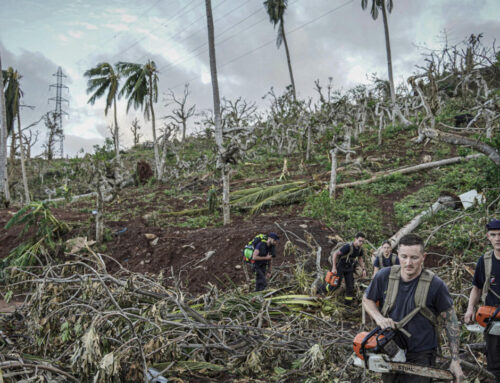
[441,307,460,361]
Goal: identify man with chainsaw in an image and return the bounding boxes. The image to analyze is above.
[252,232,279,292]
[373,240,400,276]
[330,232,367,305]
[464,218,500,382]
[362,234,464,382]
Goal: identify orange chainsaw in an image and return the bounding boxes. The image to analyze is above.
[466,306,500,335]
[352,327,455,380]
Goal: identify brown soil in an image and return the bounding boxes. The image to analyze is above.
[0,206,335,295]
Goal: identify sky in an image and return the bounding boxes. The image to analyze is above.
[0,0,499,157]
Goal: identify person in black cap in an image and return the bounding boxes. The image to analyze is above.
[252,232,279,291]
[465,218,500,382]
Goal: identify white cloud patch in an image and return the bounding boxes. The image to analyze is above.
[69,30,84,39]
[105,23,129,32]
[57,34,69,43]
[121,14,138,23]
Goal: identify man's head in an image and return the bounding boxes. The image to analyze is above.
[381,240,392,256]
[353,232,366,247]
[268,232,280,246]
[486,219,500,252]
[398,234,426,281]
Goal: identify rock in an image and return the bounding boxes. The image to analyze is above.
[144,259,151,264]
[140,261,144,266]
[423,154,432,163]
[235,265,242,270]
[150,237,159,246]
[299,224,308,229]
[144,233,157,240]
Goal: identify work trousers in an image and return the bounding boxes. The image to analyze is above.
[253,262,267,292]
[486,333,500,382]
[382,349,436,383]
[337,264,355,305]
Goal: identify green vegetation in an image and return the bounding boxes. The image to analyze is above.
[304,189,383,241]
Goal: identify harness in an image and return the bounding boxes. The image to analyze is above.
[381,266,438,334]
[338,242,361,266]
[377,253,398,268]
[482,250,500,303]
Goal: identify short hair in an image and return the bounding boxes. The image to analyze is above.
[398,234,424,251]
[355,232,366,239]
[381,240,391,247]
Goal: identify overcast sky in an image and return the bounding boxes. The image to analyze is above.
[1,0,499,157]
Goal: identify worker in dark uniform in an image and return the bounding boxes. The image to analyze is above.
[252,232,279,292]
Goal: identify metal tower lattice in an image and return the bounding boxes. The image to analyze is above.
[48,67,68,157]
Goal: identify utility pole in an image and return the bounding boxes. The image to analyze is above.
[49,67,68,158]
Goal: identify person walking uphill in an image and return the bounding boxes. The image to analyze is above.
[362,234,464,383]
[464,218,500,382]
[373,240,399,276]
[330,232,367,305]
[252,232,279,292]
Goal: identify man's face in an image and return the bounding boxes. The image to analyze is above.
[487,230,500,252]
[398,244,425,280]
[354,236,365,247]
[382,243,392,256]
[268,238,276,246]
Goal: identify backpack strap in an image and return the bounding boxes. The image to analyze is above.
[377,253,384,268]
[481,250,500,303]
[381,265,401,317]
[391,253,397,265]
[381,267,437,328]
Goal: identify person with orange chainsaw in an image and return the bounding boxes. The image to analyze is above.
[363,234,464,382]
[464,218,500,382]
[330,232,367,305]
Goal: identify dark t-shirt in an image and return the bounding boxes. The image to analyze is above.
[337,243,363,270]
[254,242,275,265]
[373,253,400,268]
[365,267,453,353]
[472,252,500,306]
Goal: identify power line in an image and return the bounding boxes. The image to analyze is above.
[163,0,354,92]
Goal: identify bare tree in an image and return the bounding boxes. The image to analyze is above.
[205,0,230,225]
[164,83,196,141]
[130,118,142,146]
[0,53,10,205]
[43,112,62,160]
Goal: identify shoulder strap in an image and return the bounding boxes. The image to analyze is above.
[413,269,437,325]
[377,253,384,267]
[381,265,401,317]
[391,253,397,265]
[482,250,494,303]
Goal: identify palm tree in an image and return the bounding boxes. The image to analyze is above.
[205,0,230,225]
[84,63,121,159]
[361,0,399,121]
[117,60,161,176]
[3,67,29,203]
[0,53,10,205]
[264,0,296,101]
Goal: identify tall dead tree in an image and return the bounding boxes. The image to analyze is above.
[0,53,10,205]
[205,0,230,224]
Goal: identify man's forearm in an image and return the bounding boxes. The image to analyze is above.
[331,251,339,270]
[442,307,461,361]
[467,286,481,310]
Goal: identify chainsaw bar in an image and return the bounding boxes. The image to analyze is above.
[388,361,454,380]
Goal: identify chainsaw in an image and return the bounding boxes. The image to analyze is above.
[466,305,500,335]
[352,327,455,380]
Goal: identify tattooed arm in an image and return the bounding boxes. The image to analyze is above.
[441,307,464,382]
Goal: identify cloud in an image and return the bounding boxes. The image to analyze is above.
[69,30,84,39]
[121,14,138,23]
[57,34,69,43]
[105,23,129,32]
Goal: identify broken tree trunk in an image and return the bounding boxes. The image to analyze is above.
[419,128,500,166]
[336,154,482,190]
[387,195,457,248]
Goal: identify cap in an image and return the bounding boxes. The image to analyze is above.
[268,232,280,240]
[486,219,500,231]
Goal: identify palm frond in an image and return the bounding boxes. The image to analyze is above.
[249,185,315,215]
[231,181,306,207]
